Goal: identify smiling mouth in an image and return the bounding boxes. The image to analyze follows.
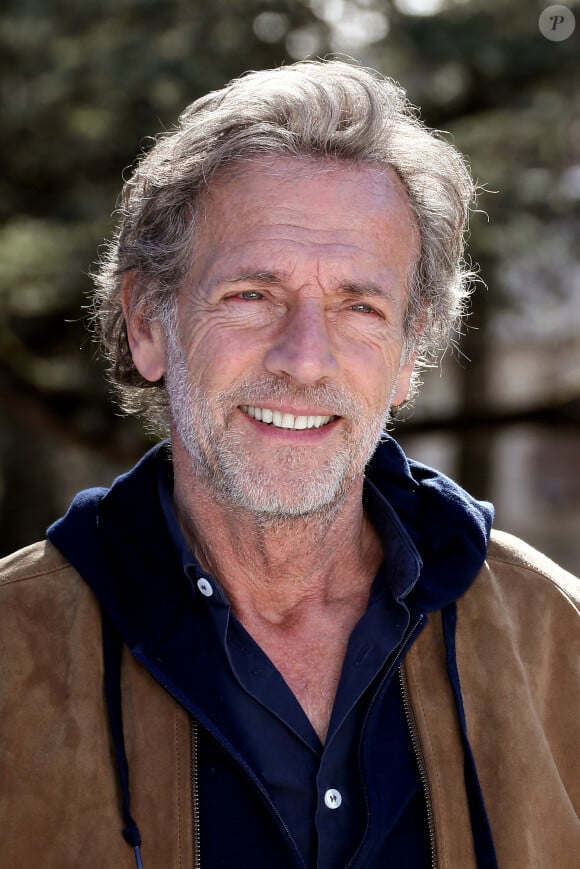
[240,405,338,431]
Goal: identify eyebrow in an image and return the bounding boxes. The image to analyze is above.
[227,271,284,285]
[226,271,396,302]
[338,280,396,303]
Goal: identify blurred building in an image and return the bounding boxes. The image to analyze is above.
[398,321,580,575]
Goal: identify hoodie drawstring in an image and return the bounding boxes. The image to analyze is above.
[101,609,144,869]
[441,602,499,869]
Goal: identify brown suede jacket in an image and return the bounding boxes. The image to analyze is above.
[0,529,578,868]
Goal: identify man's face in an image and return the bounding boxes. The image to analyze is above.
[160,157,419,516]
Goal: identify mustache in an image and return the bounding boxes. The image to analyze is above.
[212,373,366,418]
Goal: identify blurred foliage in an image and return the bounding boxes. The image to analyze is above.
[0,0,328,447]
[1,0,579,554]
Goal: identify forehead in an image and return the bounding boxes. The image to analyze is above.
[201,155,414,224]
[192,156,419,284]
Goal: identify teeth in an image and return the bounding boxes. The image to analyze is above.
[240,406,335,430]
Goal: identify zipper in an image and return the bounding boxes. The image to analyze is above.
[191,719,201,869]
[399,663,437,869]
[183,713,304,868]
[131,650,305,868]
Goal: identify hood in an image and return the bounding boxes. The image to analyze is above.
[48,437,494,640]
[367,437,493,611]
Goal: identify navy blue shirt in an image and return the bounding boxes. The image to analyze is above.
[157,459,431,867]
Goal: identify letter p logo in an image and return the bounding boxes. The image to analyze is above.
[539,5,576,40]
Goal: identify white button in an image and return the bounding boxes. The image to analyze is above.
[196,577,213,597]
[324,788,342,809]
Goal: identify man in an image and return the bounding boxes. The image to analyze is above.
[0,60,578,868]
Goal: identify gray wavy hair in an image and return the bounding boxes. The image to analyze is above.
[91,58,477,431]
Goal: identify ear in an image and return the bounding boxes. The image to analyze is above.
[121,275,167,382]
[391,350,417,406]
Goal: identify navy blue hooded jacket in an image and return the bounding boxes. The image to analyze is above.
[48,437,497,868]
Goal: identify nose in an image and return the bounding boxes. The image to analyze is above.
[263,298,339,385]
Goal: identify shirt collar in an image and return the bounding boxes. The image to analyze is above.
[157,454,422,605]
[156,452,231,604]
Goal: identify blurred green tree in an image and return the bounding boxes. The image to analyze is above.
[1,0,579,559]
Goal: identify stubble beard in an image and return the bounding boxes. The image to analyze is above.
[164,330,398,520]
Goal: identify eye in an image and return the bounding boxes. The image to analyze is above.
[237,290,264,301]
[349,302,376,315]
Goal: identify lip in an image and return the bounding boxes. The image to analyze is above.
[237,406,341,439]
[238,403,337,417]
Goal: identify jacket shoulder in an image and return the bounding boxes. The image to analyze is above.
[485,528,579,610]
[0,539,77,589]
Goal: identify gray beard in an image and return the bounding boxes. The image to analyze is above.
[164,329,398,519]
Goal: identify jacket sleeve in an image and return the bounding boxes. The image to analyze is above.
[404,529,580,869]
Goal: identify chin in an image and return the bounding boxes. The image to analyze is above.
[213,465,356,519]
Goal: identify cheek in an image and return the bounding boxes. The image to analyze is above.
[341,337,405,393]
[181,321,260,389]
